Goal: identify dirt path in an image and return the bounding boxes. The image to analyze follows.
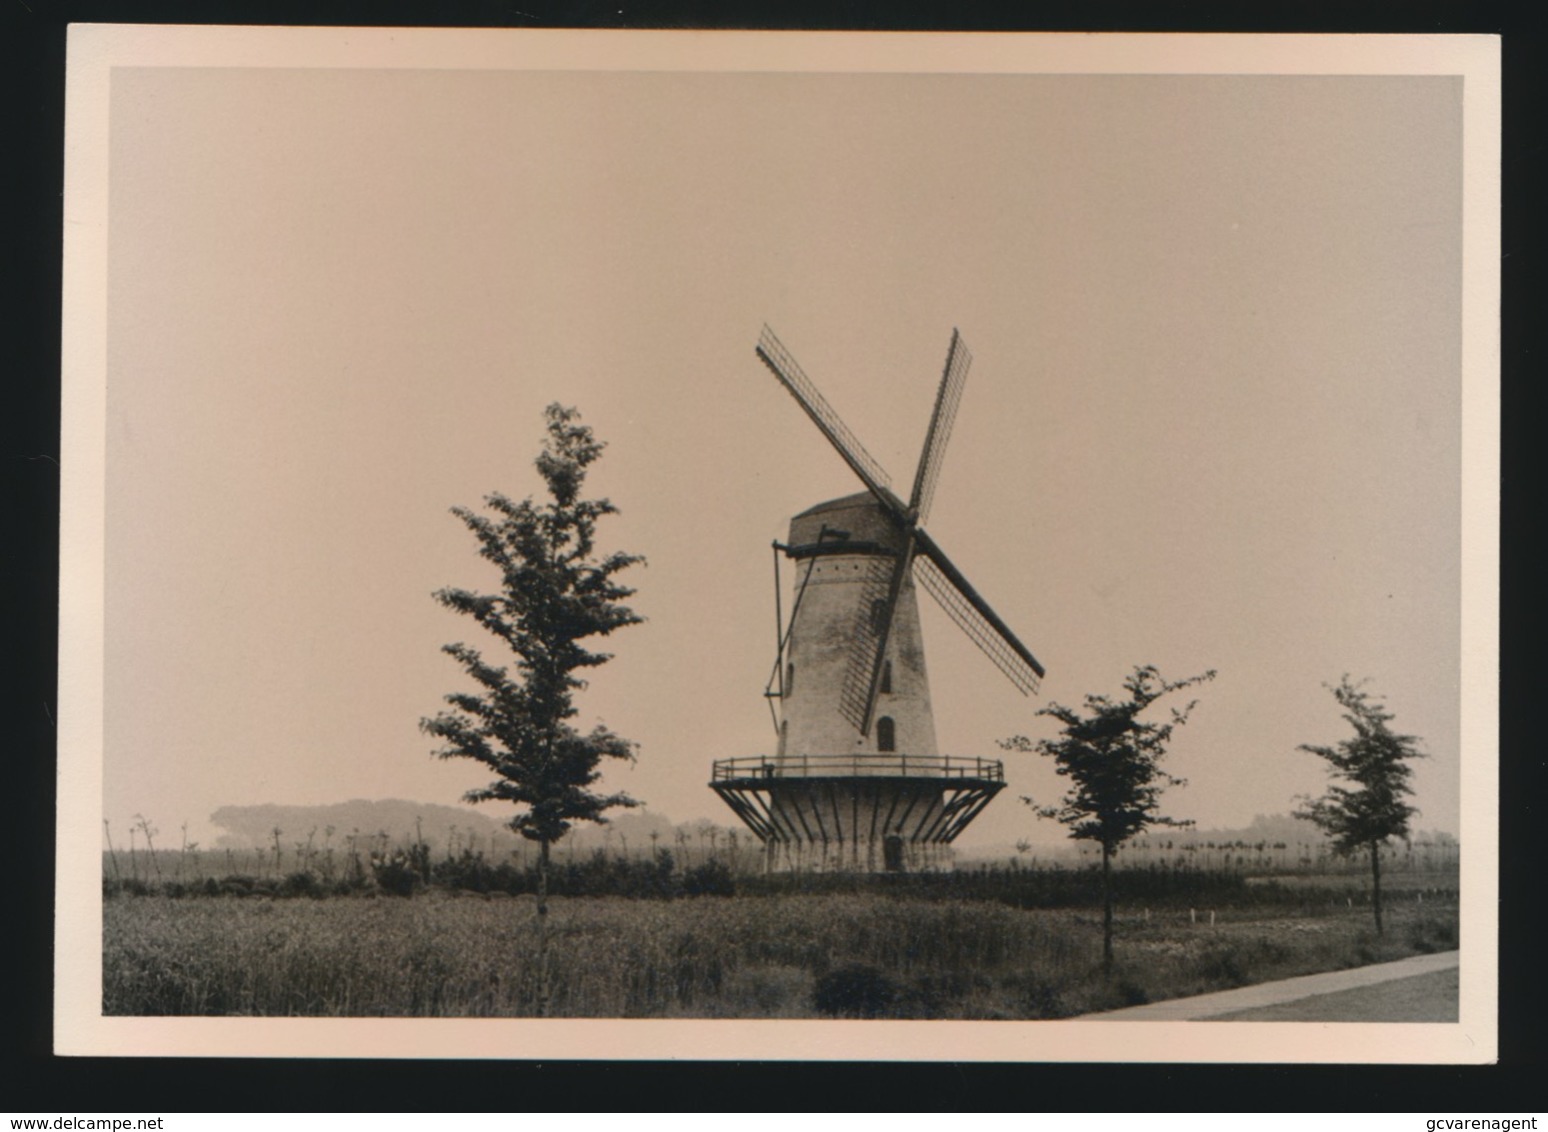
[1080,949,1459,1022]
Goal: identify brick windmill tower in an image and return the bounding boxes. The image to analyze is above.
[711,326,1047,872]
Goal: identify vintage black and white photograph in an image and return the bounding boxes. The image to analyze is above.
[57,28,1498,1061]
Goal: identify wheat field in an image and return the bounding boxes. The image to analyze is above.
[103,886,1458,1018]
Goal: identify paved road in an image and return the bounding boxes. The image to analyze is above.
[1206,967,1457,1022]
[1081,950,1459,1022]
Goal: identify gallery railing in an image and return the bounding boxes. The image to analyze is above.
[710,754,1004,784]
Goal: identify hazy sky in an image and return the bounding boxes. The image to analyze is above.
[102,65,1464,850]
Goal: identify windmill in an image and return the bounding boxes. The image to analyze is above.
[711,325,1047,872]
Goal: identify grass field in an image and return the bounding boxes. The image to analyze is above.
[103,877,1458,1018]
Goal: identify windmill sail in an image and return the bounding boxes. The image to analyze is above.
[913,529,1044,695]
[850,541,919,736]
[845,328,971,734]
[836,555,897,733]
[833,329,971,735]
[756,325,899,508]
[909,329,971,526]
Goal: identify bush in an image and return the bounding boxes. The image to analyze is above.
[371,851,423,897]
[432,849,505,894]
[1014,973,1069,1019]
[903,970,994,1018]
[1195,937,1293,989]
[330,873,373,897]
[813,964,902,1018]
[683,858,735,897]
[1197,943,1249,987]
[646,849,682,899]
[1116,978,1149,1006]
[718,965,813,1017]
[279,871,325,899]
[1406,915,1458,954]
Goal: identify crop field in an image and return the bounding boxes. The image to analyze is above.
[103,864,1458,1018]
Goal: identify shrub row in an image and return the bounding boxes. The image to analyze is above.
[104,846,1457,911]
[104,849,736,901]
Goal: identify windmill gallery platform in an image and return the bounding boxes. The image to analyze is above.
[711,752,1005,873]
[709,326,1045,873]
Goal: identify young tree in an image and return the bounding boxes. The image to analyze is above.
[1295,676,1424,935]
[1001,664,1216,970]
[421,403,644,1010]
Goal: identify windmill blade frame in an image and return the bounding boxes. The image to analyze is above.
[908,329,972,527]
[755,325,905,517]
[836,555,898,733]
[848,540,919,737]
[913,528,1045,695]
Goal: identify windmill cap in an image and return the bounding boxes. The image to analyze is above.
[787,491,904,555]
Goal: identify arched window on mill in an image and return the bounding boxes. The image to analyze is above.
[879,660,892,695]
[876,716,896,753]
